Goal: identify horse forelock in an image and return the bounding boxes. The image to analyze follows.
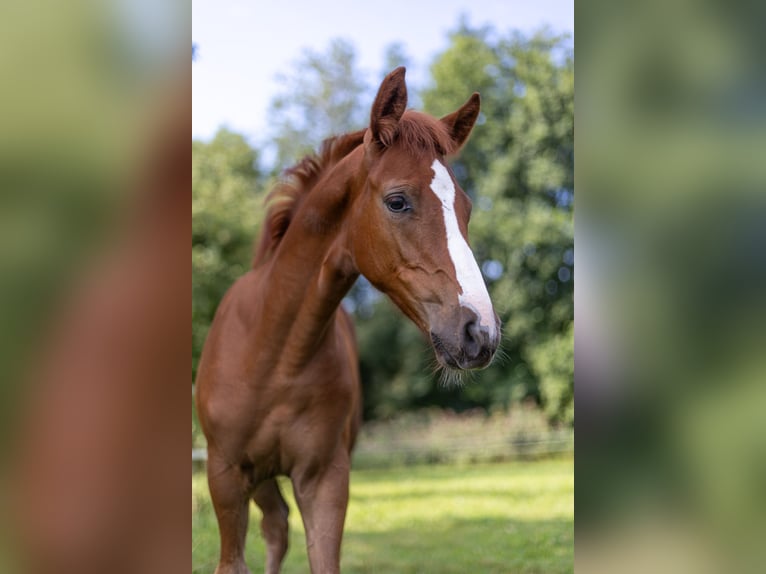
[252,129,365,267]
[394,111,456,157]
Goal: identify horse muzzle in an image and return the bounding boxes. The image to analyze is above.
[429,308,499,370]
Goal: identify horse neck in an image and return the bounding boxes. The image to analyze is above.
[257,148,365,371]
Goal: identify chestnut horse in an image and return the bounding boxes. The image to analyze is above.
[195,67,499,574]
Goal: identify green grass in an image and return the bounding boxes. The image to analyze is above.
[193,458,573,573]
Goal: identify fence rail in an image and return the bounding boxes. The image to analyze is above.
[192,430,573,468]
[193,385,573,469]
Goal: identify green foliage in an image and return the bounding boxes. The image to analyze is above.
[192,459,574,573]
[528,323,575,425]
[192,128,264,382]
[421,26,574,422]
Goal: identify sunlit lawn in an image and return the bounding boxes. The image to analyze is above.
[193,458,573,573]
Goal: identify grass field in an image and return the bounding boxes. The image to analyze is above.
[193,457,573,573]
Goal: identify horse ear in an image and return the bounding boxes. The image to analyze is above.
[369,67,408,148]
[440,92,481,151]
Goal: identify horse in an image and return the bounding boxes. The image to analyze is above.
[195,67,500,574]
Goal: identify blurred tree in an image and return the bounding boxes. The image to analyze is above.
[382,42,411,76]
[421,25,574,424]
[268,38,370,173]
[192,128,263,381]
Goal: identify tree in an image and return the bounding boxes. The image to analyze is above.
[267,38,369,173]
[192,128,263,381]
[381,42,411,78]
[422,25,574,423]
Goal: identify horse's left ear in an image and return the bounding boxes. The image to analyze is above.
[440,92,481,151]
[369,67,408,149]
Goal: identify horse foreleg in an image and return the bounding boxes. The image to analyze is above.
[207,450,252,574]
[291,450,350,574]
[253,478,289,574]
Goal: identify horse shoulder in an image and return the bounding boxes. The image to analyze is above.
[195,271,265,432]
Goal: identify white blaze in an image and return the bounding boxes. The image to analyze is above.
[429,159,496,338]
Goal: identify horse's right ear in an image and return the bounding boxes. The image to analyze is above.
[369,67,408,149]
[440,92,481,152]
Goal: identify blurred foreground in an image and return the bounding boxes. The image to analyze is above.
[577,1,766,573]
[0,2,189,572]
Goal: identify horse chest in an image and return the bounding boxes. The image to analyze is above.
[243,365,356,470]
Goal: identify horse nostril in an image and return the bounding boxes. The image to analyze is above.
[456,309,497,369]
[463,320,485,353]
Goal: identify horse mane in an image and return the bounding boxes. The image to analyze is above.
[252,112,454,267]
[252,129,366,267]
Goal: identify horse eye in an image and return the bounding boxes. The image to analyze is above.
[385,195,410,213]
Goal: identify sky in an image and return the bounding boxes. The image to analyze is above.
[192,0,573,143]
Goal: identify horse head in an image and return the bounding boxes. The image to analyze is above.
[350,67,500,372]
